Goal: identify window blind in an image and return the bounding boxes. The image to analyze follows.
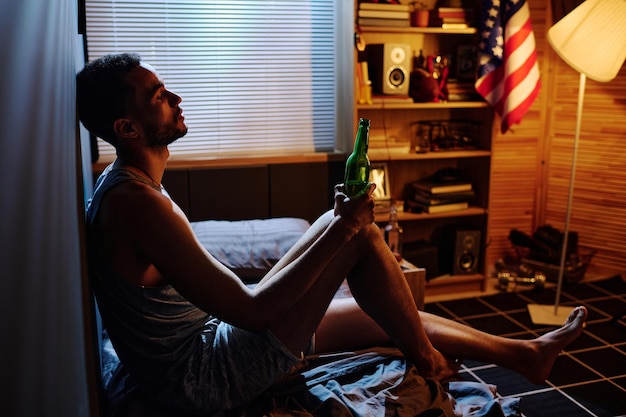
[84,0,352,161]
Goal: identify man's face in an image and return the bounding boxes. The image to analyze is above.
[125,62,188,148]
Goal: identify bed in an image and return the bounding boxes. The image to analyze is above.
[95,218,521,417]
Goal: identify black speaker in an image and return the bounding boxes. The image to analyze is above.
[440,228,482,275]
[366,43,410,95]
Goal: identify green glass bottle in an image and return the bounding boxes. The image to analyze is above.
[344,118,371,197]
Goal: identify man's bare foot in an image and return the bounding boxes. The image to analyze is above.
[517,306,588,384]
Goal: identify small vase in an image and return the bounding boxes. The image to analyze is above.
[412,9,430,27]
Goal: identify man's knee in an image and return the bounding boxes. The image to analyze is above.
[356,223,385,245]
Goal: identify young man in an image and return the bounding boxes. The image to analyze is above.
[77,53,587,415]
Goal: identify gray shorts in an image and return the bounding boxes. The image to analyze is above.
[180,318,313,414]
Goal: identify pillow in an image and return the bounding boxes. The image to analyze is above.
[191,217,311,283]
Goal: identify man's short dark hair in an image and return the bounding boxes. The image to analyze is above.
[76,53,142,144]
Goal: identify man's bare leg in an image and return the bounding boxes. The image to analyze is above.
[418,307,587,383]
[315,297,587,384]
[319,222,587,382]
[262,218,457,379]
[256,211,367,355]
[259,213,587,383]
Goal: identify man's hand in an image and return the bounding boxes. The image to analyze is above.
[333,182,376,232]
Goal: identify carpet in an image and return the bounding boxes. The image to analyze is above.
[424,276,626,417]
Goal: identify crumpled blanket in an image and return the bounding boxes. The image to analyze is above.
[103,343,520,417]
[215,348,520,417]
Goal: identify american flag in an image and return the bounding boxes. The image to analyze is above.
[474,0,540,133]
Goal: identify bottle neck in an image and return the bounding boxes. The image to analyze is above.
[389,205,399,223]
[353,124,369,154]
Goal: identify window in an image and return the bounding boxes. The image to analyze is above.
[83,0,354,161]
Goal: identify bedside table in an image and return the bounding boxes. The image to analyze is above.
[333,259,425,310]
[400,259,426,310]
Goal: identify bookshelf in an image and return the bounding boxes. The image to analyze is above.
[359,26,477,35]
[355,1,494,294]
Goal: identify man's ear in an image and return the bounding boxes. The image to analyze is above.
[113,118,138,139]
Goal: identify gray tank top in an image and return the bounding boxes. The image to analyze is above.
[86,164,213,404]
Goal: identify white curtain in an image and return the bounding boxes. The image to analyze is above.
[0,0,93,415]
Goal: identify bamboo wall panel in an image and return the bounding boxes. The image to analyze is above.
[486,0,626,277]
[543,61,626,274]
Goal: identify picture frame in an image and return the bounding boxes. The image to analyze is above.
[369,163,391,201]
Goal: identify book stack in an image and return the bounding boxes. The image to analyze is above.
[446,80,481,101]
[368,133,411,157]
[429,7,475,29]
[357,1,411,27]
[406,178,475,214]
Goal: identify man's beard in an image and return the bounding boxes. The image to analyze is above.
[146,124,188,148]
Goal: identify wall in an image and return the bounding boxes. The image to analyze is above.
[0,1,94,416]
[485,0,626,277]
[543,53,626,272]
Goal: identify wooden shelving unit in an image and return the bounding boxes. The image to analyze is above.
[359,26,478,35]
[356,4,493,294]
[375,207,487,224]
[369,149,491,161]
[357,101,488,111]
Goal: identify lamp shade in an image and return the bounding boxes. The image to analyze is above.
[548,0,626,82]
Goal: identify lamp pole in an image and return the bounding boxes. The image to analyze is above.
[554,72,586,315]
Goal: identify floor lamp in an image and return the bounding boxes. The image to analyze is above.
[527,0,626,326]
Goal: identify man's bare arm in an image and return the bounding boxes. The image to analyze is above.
[99,180,374,330]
